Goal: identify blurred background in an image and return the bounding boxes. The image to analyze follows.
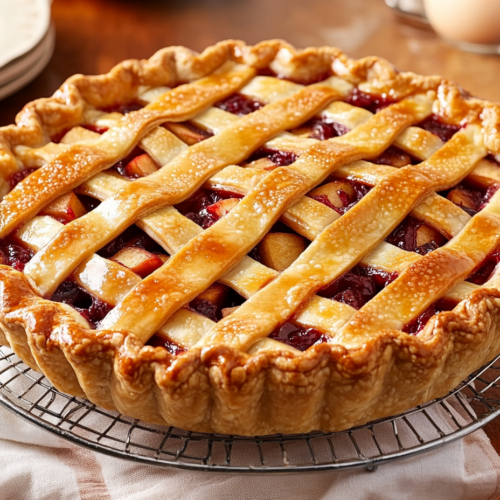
[1,0,499,126]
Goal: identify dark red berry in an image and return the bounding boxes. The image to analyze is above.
[189,298,220,322]
[147,334,187,355]
[269,322,326,351]
[8,168,38,191]
[215,94,264,116]
[417,115,461,142]
[346,89,396,113]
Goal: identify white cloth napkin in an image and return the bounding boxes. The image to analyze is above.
[1,404,500,500]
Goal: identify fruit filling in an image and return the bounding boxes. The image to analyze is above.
[268,323,327,351]
[100,102,144,115]
[403,298,457,335]
[189,283,229,322]
[164,122,213,145]
[443,183,500,216]
[111,147,155,179]
[8,168,38,190]
[81,124,109,135]
[467,249,500,285]
[417,115,461,142]
[176,189,243,229]
[346,88,396,113]
[319,265,397,310]
[296,118,349,140]
[372,146,416,168]
[51,280,113,329]
[0,239,34,271]
[116,153,159,179]
[78,194,101,212]
[215,93,264,116]
[98,225,164,259]
[310,179,371,215]
[111,247,166,279]
[147,334,187,356]
[246,148,298,167]
[385,216,446,255]
[40,192,87,225]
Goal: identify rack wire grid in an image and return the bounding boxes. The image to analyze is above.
[1,344,500,473]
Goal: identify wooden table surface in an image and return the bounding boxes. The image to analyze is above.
[2,0,500,455]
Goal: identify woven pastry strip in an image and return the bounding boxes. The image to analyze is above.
[198,126,487,351]
[7,85,479,352]
[337,187,500,345]
[11,151,481,353]
[14,88,477,346]
[24,84,340,296]
[99,95,433,338]
[12,91,436,348]
[0,64,258,237]
[7,76,355,351]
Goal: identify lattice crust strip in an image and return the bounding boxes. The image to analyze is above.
[1,41,500,436]
[68,101,476,345]
[11,78,438,347]
[24,80,344,296]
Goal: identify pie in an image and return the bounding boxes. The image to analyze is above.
[1,40,500,436]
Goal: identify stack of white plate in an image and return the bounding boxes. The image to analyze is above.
[0,0,54,101]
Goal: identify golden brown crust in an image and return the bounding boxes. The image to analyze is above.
[1,40,500,435]
[2,266,500,434]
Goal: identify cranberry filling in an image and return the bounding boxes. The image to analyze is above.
[176,189,243,230]
[78,194,101,212]
[8,168,37,191]
[247,148,298,167]
[386,216,443,255]
[0,240,34,271]
[486,154,500,167]
[177,190,222,229]
[417,115,461,143]
[147,334,187,356]
[248,245,262,263]
[269,322,327,351]
[319,265,397,310]
[257,68,277,78]
[215,93,264,116]
[441,183,500,216]
[98,225,163,259]
[100,102,144,115]
[111,147,146,178]
[467,249,500,285]
[307,119,350,140]
[189,298,220,322]
[346,88,396,113]
[51,280,112,328]
[312,179,371,215]
[403,298,457,335]
[82,124,109,135]
[372,146,418,167]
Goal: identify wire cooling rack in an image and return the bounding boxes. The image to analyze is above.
[1,344,500,473]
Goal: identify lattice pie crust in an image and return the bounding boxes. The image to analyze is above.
[1,40,500,435]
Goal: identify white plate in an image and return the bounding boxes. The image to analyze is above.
[0,26,53,87]
[0,24,54,101]
[0,0,51,69]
